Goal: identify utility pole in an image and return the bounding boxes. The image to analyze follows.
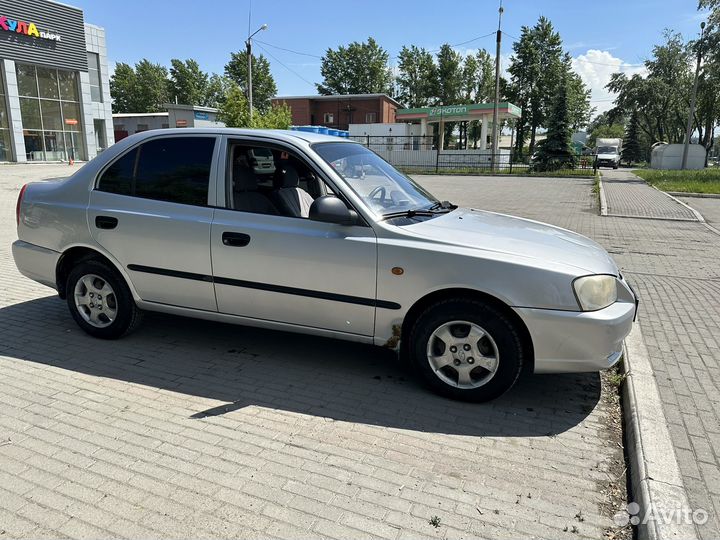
[491,1,504,171]
[681,21,705,170]
[246,23,268,124]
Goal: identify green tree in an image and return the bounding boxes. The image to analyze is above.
[110,60,169,113]
[254,102,292,129]
[533,80,577,171]
[435,44,463,105]
[217,84,251,127]
[462,50,495,148]
[508,17,568,157]
[694,7,720,156]
[507,24,539,157]
[317,37,393,95]
[700,0,720,26]
[168,59,208,106]
[621,110,643,164]
[396,45,437,107]
[204,74,233,108]
[435,44,464,148]
[217,83,291,129]
[225,51,277,112]
[109,62,137,113]
[606,31,692,145]
[133,60,170,112]
[565,67,593,131]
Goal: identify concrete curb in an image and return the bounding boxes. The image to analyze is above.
[599,174,608,216]
[623,323,697,540]
[667,191,720,199]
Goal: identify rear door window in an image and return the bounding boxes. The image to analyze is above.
[97,136,216,206]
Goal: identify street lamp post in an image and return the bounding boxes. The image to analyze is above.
[681,21,705,170]
[491,2,504,172]
[246,23,268,124]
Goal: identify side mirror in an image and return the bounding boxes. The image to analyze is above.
[309,196,358,225]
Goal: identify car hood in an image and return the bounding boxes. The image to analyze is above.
[400,208,618,275]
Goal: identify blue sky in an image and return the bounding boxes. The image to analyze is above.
[72,0,708,115]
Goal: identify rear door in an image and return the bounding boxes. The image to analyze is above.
[88,134,220,311]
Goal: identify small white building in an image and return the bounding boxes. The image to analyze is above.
[113,104,224,141]
[650,143,706,170]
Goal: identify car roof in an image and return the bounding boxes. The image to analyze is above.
[127,127,355,145]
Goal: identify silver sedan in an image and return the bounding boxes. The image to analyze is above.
[12,129,637,401]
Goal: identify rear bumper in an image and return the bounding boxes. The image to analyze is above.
[515,299,636,373]
[12,240,60,291]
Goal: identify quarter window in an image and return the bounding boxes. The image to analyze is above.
[98,148,136,196]
[97,137,215,206]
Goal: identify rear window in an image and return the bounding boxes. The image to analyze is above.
[97,136,215,206]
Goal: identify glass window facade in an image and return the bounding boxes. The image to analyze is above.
[87,52,102,103]
[0,68,13,161]
[17,64,86,161]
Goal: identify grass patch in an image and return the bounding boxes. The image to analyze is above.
[633,168,720,194]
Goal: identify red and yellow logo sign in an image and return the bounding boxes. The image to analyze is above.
[0,16,61,41]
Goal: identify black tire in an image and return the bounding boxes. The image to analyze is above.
[66,259,142,339]
[408,298,525,402]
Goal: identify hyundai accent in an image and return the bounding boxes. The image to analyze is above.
[13,129,637,401]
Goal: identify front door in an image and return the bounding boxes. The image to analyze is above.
[210,139,378,336]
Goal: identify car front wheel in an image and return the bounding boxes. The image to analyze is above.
[408,298,525,401]
[66,260,142,339]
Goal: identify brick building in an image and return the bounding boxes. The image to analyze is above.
[272,93,401,131]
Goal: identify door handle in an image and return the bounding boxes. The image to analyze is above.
[95,216,118,230]
[222,232,251,247]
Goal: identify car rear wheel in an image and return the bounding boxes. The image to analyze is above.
[408,298,525,401]
[66,260,142,339]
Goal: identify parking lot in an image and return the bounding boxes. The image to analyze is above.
[0,163,627,539]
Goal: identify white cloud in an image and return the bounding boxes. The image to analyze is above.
[571,49,647,117]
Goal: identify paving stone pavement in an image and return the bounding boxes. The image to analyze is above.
[1,164,625,539]
[420,173,720,540]
[601,169,699,221]
[680,196,720,225]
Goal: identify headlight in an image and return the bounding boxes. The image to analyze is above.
[573,275,617,311]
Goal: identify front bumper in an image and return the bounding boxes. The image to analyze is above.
[515,297,637,373]
[597,159,618,167]
[12,240,60,291]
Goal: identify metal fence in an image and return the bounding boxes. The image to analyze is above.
[349,135,598,175]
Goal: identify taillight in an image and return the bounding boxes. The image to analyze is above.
[16,184,29,227]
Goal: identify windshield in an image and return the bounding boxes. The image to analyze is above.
[597,146,617,154]
[313,142,438,216]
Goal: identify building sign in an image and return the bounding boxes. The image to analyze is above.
[428,105,468,118]
[397,102,523,121]
[0,15,61,41]
[176,119,188,127]
[0,0,87,72]
[194,111,209,120]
